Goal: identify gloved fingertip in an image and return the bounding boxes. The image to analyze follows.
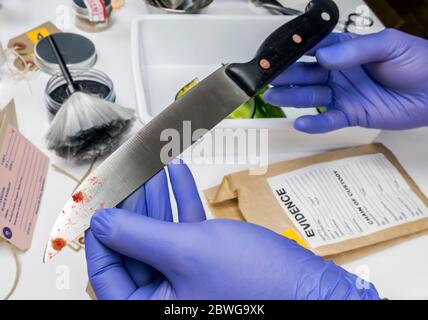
[294,116,330,134]
[168,160,195,179]
[293,116,316,133]
[315,47,336,69]
[90,209,116,240]
[263,89,276,106]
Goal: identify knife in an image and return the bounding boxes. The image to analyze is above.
[44,0,339,262]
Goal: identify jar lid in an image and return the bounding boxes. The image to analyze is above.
[34,33,97,74]
[72,0,113,19]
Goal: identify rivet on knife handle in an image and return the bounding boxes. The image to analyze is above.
[226,0,339,97]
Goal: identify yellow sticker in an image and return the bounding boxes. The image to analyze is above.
[112,0,125,10]
[26,28,51,44]
[281,229,309,249]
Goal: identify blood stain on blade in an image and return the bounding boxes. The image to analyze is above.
[72,191,86,203]
[89,176,102,186]
[51,238,67,251]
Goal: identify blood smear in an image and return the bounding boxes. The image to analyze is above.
[72,191,85,203]
[51,238,67,251]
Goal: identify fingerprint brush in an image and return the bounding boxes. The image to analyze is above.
[44,34,135,161]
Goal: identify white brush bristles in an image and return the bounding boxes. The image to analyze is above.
[46,92,135,160]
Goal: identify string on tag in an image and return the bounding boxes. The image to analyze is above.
[0,239,20,300]
[0,41,40,94]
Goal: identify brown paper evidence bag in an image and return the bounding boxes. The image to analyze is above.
[204,143,428,264]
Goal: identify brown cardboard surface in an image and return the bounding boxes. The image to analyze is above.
[7,21,61,70]
[327,229,428,265]
[205,144,428,259]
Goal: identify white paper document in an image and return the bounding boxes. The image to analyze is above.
[267,154,428,248]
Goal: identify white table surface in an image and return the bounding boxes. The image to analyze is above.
[0,0,427,300]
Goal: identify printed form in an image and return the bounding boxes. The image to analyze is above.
[268,154,428,248]
[0,125,49,250]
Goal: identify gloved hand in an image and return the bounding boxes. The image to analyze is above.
[85,161,380,300]
[264,29,428,133]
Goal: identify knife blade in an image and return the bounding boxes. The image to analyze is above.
[44,0,339,262]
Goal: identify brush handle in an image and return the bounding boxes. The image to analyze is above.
[45,34,78,94]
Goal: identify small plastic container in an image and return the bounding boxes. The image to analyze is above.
[72,0,113,32]
[45,68,116,118]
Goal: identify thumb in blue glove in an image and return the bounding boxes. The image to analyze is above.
[264,29,428,133]
[85,161,380,300]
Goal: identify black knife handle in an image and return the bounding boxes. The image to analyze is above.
[226,0,339,97]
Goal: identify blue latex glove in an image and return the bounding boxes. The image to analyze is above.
[264,29,428,133]
[85,162,380,300]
